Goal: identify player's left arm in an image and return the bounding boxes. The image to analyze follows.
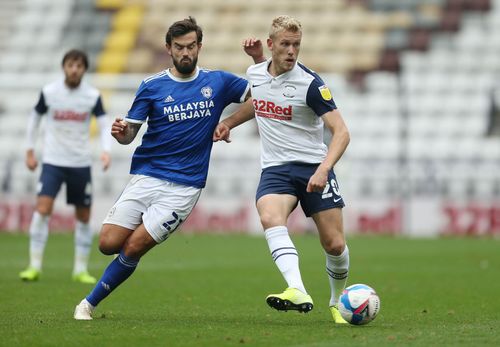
[243,38,266,64]
[307,109,350,193]
[96,115,111,171]
[111,118,142,145]
[213,92,254,143]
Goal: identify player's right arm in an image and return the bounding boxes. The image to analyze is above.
[243,38,266,64]
[25,92,48,171]
[25,111,42,171]
[111,117,141,145]
[114,80,150,144]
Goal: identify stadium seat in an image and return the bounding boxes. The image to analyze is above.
[1,0,500,228]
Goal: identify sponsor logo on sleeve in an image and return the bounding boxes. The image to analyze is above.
[318,85,332,101]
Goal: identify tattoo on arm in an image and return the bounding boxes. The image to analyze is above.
[120,122,142,144]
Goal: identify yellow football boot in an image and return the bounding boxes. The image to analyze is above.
[330,305,348,324]
[72,271,97,284]
[19,267,40,281]
[266,287,314,313]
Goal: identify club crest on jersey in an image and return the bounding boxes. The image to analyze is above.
[201,86,212,99]
[283,85,296,98]
[318,85,332,101]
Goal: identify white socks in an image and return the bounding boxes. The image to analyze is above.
[326,245,350,306]
[265,226,307,294]
[27,212,93,275]
[28,211,49,271]
[73,221,93,275]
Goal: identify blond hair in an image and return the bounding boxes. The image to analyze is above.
[269,15,302,39]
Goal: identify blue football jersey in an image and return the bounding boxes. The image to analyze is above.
[125,68,249,188]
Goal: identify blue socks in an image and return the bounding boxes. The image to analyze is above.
[86,251,139,307]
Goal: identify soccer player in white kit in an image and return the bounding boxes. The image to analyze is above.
[214,15,351,323]
[73,17,250,320]
[19,49,112,284]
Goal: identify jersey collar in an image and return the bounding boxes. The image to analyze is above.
[166,67,200,82]
[266,59,300,83]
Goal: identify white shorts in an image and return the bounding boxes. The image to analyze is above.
[103,175,202,243]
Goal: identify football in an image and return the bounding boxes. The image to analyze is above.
[338,284,380,325]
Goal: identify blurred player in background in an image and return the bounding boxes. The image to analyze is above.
[20,49,111,284]
[73,17,250,320]
[214,15,351,324]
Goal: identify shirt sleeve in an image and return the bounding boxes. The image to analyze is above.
[221,71,250,104]
[26,109,42,149]
[96,115,112,152]
[92,96,106,117]
[34,92,48,114]
[306,78,337,117]
[125,81,152,123]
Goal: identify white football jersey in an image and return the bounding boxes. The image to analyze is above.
[33,79,106,167]
[247,60,337,169]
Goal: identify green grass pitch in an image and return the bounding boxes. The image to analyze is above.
[0,232,499,346]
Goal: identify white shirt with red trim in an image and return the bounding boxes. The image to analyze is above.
[28,79,108,167]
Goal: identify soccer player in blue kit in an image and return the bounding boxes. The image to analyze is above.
[74,17,250,320]
[214,15,351,323]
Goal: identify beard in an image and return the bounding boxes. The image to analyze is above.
[172,56,198,75]
[65,76,82,89]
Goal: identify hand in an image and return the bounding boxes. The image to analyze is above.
[25,149,38,171]
[100,151,111,171]
[306,166,329,193]
[242,38,265,63]
[213,122,231,143]
[111,117,129,143]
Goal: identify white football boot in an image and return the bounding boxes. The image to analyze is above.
[74,299,94,320]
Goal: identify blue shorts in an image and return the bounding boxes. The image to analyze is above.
[38,163,92,207]
[256,162,345,217]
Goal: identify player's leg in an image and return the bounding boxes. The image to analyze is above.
[88,225,155,303]
[295,163,348,322]
[67,166,96,283]
[72,205,96,283]
[258,193,304,292]
[19,196,54,281]
[312,208,349,323]
[74,223,155,320]
[257,193,313,312]
[20,164,62,281]
[74,176,145,319]
[256,164,312,312]
[98,223,133,255]
[74,176,201,320]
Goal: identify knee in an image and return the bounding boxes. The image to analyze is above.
[75,207,91,224]
[322,237,346,256]
[98,239,117,255]
[76,215,90,224]
[36,205,52,216]
[98,227,122,255]
[259,211,282,229]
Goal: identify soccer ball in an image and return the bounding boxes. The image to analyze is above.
[338,284,380,325]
